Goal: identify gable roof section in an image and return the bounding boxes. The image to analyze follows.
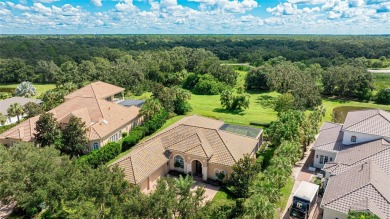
[0,97,42,115]
[0,116,39,141]
[110,115,260,185]
[64,81,124,100]
[322,160,390,218]
[312,122,345,153]
[324,139,390,176]
[350,198,387,219]
[343,109,390,138]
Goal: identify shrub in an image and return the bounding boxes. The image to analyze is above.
[375,88,390,104]
[122,132,128,138]
[193,75,227,95]
[77,142,121,167]
[122,128,145,151]
[122,110,169,152]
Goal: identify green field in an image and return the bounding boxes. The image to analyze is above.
[0,83,56,98]
[373,73,390,90]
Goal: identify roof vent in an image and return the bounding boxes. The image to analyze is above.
[102,120,109,125]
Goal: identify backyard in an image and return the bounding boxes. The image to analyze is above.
[0,83,56,98]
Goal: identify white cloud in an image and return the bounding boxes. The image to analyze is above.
[189,0,258,13]
[34,0,60,3]
[6,1,15,7]
[14,4,31,10]
[115,0,137,12]
[287,0,326,4]
[32,3,52,14]
[91,0,103,7]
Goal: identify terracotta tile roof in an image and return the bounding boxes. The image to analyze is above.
[110,115,260,184]
[0,116,39,141]
[0,83,139,143]
[343,109,390,137]
[312,122,345,153]
[64,81,124,100]
[114,139,169,184]
[0,97,42,115]
[321,160,390,218]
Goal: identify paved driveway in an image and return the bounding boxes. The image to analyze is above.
[191,181,219,202]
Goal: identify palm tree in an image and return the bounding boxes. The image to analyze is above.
[15,81,37,97]
[7,103,24,122]
[0,112,6,125]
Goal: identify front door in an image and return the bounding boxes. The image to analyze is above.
[195,160,202,176]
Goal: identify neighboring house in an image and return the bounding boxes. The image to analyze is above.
[0,97,42,126]
[110,115,263,192]
[0,81,142,151]
[312,109,390,219]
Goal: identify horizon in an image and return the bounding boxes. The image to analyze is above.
[0,0,390,34]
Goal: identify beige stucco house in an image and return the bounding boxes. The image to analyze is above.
[110,115,263,192]
[312,109,390,219]
[0,81,142,151]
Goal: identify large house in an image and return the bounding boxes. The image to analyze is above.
[312,109,390,219]
[0,97,42,126]
[0,81,142,151]
[110,115,263,192]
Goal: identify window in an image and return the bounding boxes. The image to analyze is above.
[215,169,220,178]
[324,156,329,163]
[351,136,357,142]
[119,130,122,139]
[319,155,324,164]
[109,133,119,142]
[330,157,333,162]
[174,156,184,169]
[215,169,226,180]
[316,154,318,158]
[93,142,99,150]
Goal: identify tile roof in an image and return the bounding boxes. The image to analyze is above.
[325,139,390,176]
[64,81,124,100]
[312,122,345,153]
[0,97,42,115]
[110,115,260,184]
[343,109,390,137]
[0,83,139,142]
[322,160,390,218]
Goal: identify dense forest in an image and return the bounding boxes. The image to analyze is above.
[1,35,390,66]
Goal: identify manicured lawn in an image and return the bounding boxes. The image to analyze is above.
[0,83,56,98]
[188,92,279,126]
[321,97,390,122]
[212,187,235,203]
[274,177,294,219]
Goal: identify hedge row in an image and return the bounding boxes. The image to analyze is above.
[77,110,169,167]
[77,142,121,168]
[122,110,169,151]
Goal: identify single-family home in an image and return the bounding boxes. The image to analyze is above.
[0,97,42,126]
[0,81,142,151]
[312,109,390,219]
[110,115,263,192]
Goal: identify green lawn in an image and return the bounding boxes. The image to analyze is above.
[188,92,279,126]
[274,177,294,219]
[321,97,390,122]
[0,83,56,98]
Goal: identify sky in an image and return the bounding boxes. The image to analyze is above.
[0,0,389,34]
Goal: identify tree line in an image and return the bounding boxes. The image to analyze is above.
[0,35,389,67]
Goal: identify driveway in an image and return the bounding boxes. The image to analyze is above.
[192,181,219,202]
[279,141,322,219]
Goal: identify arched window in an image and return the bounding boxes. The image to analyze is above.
[214,169,220,178]
[174,155,184,169]
[93,142,99,150]
[351,136,357,142]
